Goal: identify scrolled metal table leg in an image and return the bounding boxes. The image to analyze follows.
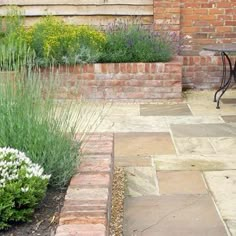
[216,52,233,109]
[214,52,227,103]
[234,60,236,82]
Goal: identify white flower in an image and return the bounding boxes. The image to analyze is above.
[0,147,50,187]
[21,187,29,193]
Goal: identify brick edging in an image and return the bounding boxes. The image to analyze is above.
[56,133,114,236]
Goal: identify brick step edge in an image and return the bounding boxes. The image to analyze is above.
[55,133,114,236]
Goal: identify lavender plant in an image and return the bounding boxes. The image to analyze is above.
[100,21,175,63]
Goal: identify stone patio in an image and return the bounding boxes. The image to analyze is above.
[97,90,236,235]
[59,90,236,235]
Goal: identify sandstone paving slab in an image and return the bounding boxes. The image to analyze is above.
[226,220,236,236]
[222,98,236,104]
[106,103,140,116]
[174,137,216,155]
[221,115,236,123]
[115,155,152,167]
[125,167,159,197]
[115,132,176,157]
[166,116,224,125]
[184,90,236,106]
[204,171,236,220]
[188,103,236,116]
[210,137,236,155]
[140,104,192,116]
[153,154,236,171]
[157,171,208,195]
[171,123,236,137]
[97,116,168,132]
[123,195,228,236]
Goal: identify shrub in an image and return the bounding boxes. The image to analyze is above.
[100,21,175,63]
[0,147,50,230]
[28,17,106,65]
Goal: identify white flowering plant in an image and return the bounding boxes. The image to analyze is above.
[0,147,50,230]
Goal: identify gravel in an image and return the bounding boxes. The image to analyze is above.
[110,167,126,236]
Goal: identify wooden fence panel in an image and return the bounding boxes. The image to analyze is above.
[0,0,154,26]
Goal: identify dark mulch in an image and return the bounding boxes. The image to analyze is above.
[0,188,67,236]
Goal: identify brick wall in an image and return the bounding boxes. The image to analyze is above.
[180,0,236,55]
[153,0,181,37]
[182,55,236,89]
[154,0,236,89]
[53,59,182,101]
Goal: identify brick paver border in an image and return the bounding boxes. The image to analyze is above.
[56,133,114,236]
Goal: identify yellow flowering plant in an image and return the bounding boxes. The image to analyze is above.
[28,16,106,66]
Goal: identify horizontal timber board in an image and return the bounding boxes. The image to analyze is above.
[24,16,154,26]
[0,5,153,16]
[2,0,153,5]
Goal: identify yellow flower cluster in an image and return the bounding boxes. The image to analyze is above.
[27,16,106,61]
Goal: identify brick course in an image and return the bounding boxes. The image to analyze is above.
[56,133,114,236]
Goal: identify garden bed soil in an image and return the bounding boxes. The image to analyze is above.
[0,188,66,236]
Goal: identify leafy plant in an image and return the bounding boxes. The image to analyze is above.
[0,147,50,230]
[28,17,106,66]
[100,21,174,63]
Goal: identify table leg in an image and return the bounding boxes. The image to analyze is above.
[214,52,234,109]
[214,52,227,102]
[234,60,236,82]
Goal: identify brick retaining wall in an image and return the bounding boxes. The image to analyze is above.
[54,58,183,100]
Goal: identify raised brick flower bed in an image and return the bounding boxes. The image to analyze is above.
[55,57,183,101]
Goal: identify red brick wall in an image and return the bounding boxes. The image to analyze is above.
[153,0,181,37]
[54,59,183,100]
[180,0,236,55]
[183,55,236,89]
[154,0,236,89]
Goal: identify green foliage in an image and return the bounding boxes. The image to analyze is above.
[1,8,175,65]
[0,73,81,188]
[0,148,50,230]
[0,7,35,71]
[100,22,174,63]
[28,17,106,65]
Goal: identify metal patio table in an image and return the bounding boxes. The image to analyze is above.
[203,43,236,109]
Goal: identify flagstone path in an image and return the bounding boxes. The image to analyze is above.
[97,90,236,235]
